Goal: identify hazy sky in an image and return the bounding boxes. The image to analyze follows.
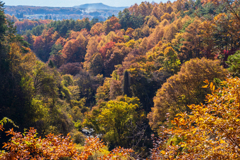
[3,0,158,7]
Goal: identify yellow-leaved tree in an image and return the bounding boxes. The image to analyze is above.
[152,77,240,159]
[84,96,146,149]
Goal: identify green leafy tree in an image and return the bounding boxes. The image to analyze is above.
[50,44,62,55]
[162,46,181,74]
[84,96,146,149]
[226,50,240,76]
[119,9,144,30]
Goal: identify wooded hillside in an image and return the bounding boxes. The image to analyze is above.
[1,0,240,159]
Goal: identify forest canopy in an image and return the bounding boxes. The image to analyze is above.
[1,0,240,159]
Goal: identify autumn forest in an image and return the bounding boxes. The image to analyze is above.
[0,0,240,159]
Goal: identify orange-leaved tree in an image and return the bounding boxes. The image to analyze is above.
[148,58,227,130]
[0,121,133,159]
[152,77,240,159]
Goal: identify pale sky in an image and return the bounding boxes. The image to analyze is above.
[3,0,160,7]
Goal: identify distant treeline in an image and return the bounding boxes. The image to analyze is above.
[5,5,83,15]
[4,5,120,21]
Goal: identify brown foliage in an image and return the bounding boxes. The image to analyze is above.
[148,58,227,130]
[58,62,82,75]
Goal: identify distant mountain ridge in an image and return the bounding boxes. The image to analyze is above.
[74,3,127,10]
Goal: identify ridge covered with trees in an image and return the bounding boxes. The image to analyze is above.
[1,0,240,159]
[4,5,122,21]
